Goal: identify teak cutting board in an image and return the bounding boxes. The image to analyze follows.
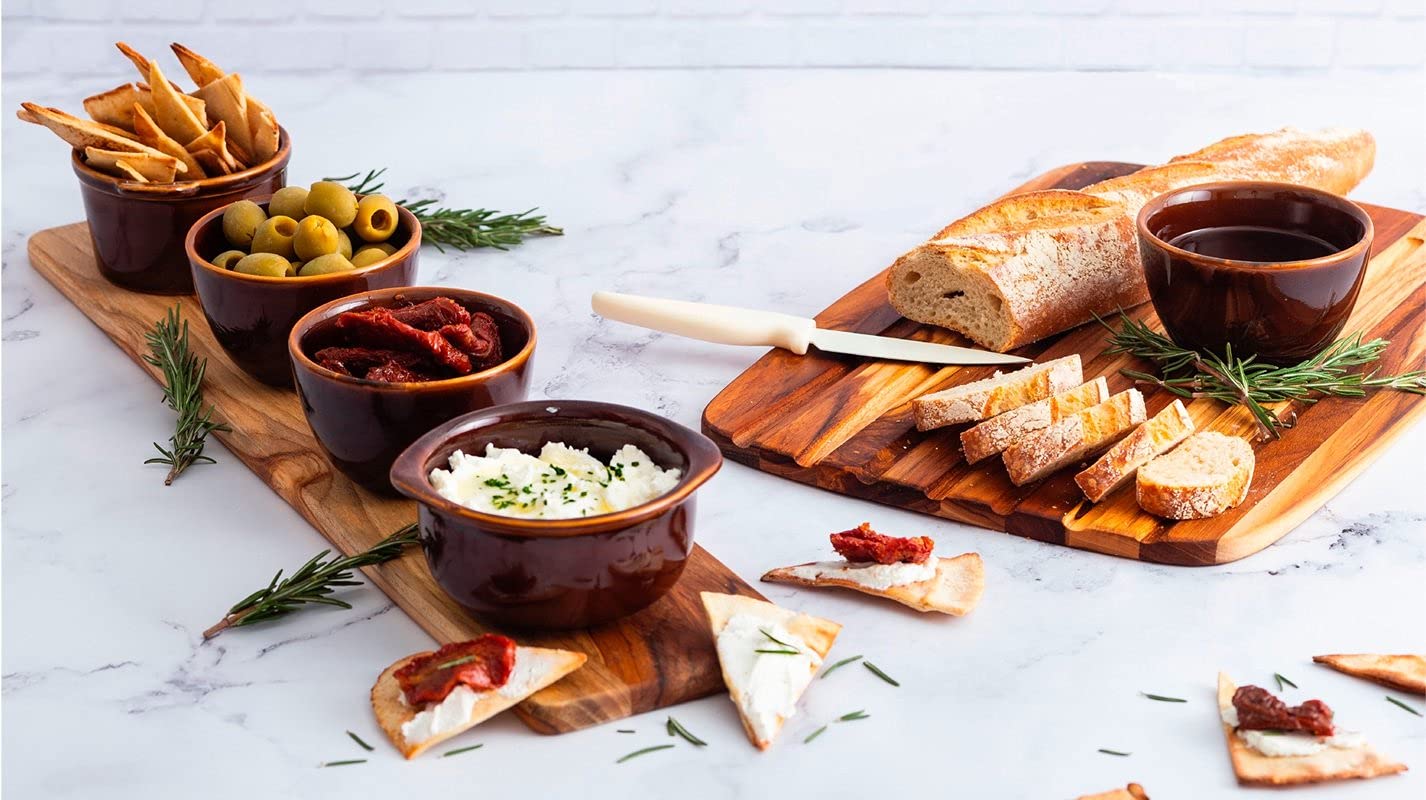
[705,162,1426,566]
[28,224,763,734]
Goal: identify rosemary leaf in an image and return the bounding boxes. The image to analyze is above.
[804,725,828,744]
[436,655,477,670]
[838,710,870,722]
[616,744,674,764]
[1141,692,1188,703]
[1274,672,1298,691]
[1098,749,1131,757]
[666,716,707,747]
[864,661,900,687]
[759,628,799,650]
[321,759,366,767]
[204,524,420,639]
[443,744,484,757]
[617,729,635,734]
[821,654,863,679]
[142,306,230,484]
[346,731,374,752]
[1386,696,1422,716]
[754,648,800,656]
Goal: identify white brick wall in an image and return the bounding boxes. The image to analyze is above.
[3,0,1423,76]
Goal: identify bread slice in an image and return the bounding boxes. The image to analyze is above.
[1313,654,1426,694]
[1136,431,1254,519]
[371,645,586,759]
[886,128,1375,351]
[1216,673,1406,786]
[701,592,840,751]
[912,354,1081,431]
[761,552,984,616]
[1075,399,1195,502]
[961,377,1108,464]
[1002,389,1146,486]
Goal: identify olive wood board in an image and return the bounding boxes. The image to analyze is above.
[704,162,1426,566]
[27,222,763,734]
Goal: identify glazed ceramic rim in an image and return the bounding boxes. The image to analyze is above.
[389,400,724,538]
[71,127,293,195]
[1137,180,1374,272]
[287,285,537,391]
[186,196,421,285]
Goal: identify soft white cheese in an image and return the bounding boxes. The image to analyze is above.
[1222,699,1366,757]
[784,558,937,590]
[400,648,556,745]
[714,613,822,743]
[429,442,681,520]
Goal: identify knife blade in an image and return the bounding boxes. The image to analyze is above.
[591,291,1030,366]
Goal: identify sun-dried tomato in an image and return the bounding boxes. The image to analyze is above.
[365,360,431,383]
[1232,685,1335,736]
[390,297,471,331]
[334,307,472,375]
[829,522,934,565]
[314,346,428,376]
[395,634,517,707]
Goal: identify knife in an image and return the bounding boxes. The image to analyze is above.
[591,291,1030,366]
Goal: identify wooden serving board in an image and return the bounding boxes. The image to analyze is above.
[28,223,763,733]
[704,162,1426,565]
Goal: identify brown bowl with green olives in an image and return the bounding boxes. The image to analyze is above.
[186,181,420,387]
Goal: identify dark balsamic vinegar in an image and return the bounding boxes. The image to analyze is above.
[1167,225,1340,263]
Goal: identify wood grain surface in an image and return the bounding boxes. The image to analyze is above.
[27,224,763,733]
[704,162,1426,565]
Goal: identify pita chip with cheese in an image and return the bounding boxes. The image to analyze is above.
[1314,654,1426,694]
[763,552,984,615]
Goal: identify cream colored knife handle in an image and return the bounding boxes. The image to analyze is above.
[591,291,817,354]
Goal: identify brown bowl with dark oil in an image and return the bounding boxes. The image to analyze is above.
[389,400,723,631]
[187,197,420,387]
[73,128,293,295]
[289,286,536,496]
[1137,181,1374,364]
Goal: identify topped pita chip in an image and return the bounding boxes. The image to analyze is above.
[131,104,205,179]
[763,552,984,616]
[1314,654,1426,694]
[1076,785,1149,800]
[371,643,585,760]
[1216,672,1406,787]
[701,591,840,751]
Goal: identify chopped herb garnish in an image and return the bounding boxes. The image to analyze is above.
[1141,692,1187,703]
[1387,696,1423,716]
[346,730,374,752]
[631,461,641,467]
[759,628,799,650]
[443,744,484,757]
[552,466,566,476]
[616,744,675,763]
[666,716,707,746]
[1274,672,1298,691]
[864,661,900,687]
[435,654,477,670]
[321,759,366,767]
[804,725,828,743]
[838,710,870,722]
[1098,748,1131,757]
[821,654,863,678]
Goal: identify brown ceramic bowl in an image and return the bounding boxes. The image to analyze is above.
[188,197,420,387]
[289,286,536,495]
[72,128,292,295]
[1137,181,1374,364]
[389,401,723,630]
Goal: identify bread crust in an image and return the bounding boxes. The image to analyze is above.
[961,377,1109,464]
[1075,399,1194,502]
[1136,431,1254,520]
[1002,389,1146,486]
[912,354,1082,431]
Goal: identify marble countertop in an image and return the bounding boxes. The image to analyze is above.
[3,69,1424,799]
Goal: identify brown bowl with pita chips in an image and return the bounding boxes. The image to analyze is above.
[17,42,289,294]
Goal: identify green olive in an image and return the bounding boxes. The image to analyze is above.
[293,215,339,261]
[304,181,358,227]
[287,261,302,276]
[350,247,390,268]
[298,253,356,277]
[352,194,399,242]
[267,186,309,221]
[233,252,291,278]
[250,215,299,259]
[222,200,266,249]
[211,249,247,270]
[336,229,353,259]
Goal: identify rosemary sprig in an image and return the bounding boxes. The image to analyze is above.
[346,731,374,752]
[1098,748,1131,757]
[1141,692,1187,703]
[1275,673,1298,691]
[863,661,900,687]
[436,655,477,670]
[327,168,562,252]
[759,628,799,650]
[443,744,484,757]
[666,716,707,746]
[203,524,420,639]
[1099,312,1426,439]
[755,648,800,656]
[804,725,828,743]
[1386,696,1422,716]
[821,654,863,678]
[321,759,366,767]
[616,744,674,764]
[617,729,635,734]
[143,306,229,484]
[838,710,870,722]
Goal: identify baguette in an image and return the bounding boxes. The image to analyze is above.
[960,377,1109,464]
[1136,431,1254,520]
[1075,399,1195,502]
[912,354,1081,431]
[1002,389,1145,486]
[887,128,1375,351]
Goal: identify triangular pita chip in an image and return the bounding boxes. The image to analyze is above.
[109,160,149,183]
[131,104,205,178]
[147,63,207,145]
[85,147,182,182]
[170,42,227,88]
[371,645,585,760]
[83,82,145,130]
[1077,785,1149,800]
[1314,654,1426,694]
[246,96,279,163]
[17,102,170,158]
[1216,673,1406,786]
[189,147,232,177]
[113,42,207,121]
[762,553,984,616]
[185,121,241,174]
[193,73,252,164]
[701,592,840,751]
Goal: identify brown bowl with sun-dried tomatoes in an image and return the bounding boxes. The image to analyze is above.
[288,286,536,495]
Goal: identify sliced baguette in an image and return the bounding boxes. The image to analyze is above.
[1136,431,1254,520]
[761,553,985,616]
[1075,399,1195,502]
[961,377,1108,463]
[912,354,1081,431]
[1002,389,1146,486]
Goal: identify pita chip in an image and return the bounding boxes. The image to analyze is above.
[131,104,205,178]
[83,82,146,130]
[246,96,279,163]
[763,552,985,616]
[170,42,227,88]
[18,102,170,158]
[185,121,242,175]
[193,73,253,164]
[146,62,207,145]
[1076,785,1149,800]
[85,147,182,182]
[1314,654,1426,694]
